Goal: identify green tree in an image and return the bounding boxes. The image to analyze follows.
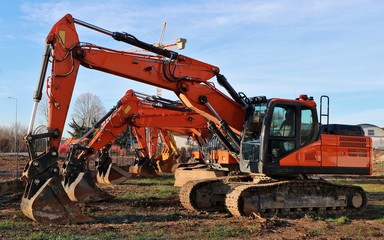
[114,127,134,148]
[66,118,92,139]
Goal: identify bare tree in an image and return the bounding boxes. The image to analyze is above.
[0,125,12,152]
[71,93,106,129]
[38,95,48,125]
[0,124,27,152]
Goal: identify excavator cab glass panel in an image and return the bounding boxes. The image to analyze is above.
[268,105,297,158]
[241,103,267,162]
[300,108,314,145]
[265,103,317,163]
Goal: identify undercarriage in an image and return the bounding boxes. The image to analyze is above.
[179,174,367,217]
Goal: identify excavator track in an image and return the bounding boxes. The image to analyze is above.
[225,179,367,217]
[179,175,252,212]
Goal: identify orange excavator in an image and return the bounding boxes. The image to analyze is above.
[23,14,372,224]
[60,89,210,201]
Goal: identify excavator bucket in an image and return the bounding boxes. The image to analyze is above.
[95,149,132,185]
[96,163,132,185]
[126,154,158,178]
[62,170,111,202]
[137,160,158,178]
[156,150,176,173]
[156,157,175,173]
[21,176,93,224]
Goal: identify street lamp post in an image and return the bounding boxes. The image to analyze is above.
[8,97,18,178]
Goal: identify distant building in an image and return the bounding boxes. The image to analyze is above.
[359,124,384,150]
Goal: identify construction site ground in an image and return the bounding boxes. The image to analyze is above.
[0,153,384,240]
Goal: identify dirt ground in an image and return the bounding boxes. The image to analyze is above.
[0,153,384,239]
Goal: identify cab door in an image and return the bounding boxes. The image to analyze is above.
[264,102,319,169]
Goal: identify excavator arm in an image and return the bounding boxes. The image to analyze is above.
[60,89,211,200]
[77,90,207,156]
[41,14,243,140]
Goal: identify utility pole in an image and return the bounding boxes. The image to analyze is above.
[8,96,19,178]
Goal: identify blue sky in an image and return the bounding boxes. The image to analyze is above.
[0,0,383,137]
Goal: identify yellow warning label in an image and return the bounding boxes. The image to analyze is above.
[124,105,132,114]
[58,30,66,44]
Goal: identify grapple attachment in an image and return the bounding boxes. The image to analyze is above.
[21,176,92,224]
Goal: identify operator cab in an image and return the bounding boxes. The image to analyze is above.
[239,95,319,174]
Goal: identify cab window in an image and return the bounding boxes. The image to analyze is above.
[269,106,296,157]
[300,107,314,145]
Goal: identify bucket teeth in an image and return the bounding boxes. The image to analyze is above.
[20,177,93,224]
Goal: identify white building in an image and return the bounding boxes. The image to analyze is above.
[359,124,384,150]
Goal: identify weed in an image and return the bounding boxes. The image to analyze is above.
[120,175,178,200]
[209,225,239,239]
[199,224,258,240]
[0,220,15,230]
[120,184,177,200]
[98,231,119,240]
[307,228,323,236]
[377,218,384,224]
[127,174,174,186]
[129,229,168,240]
[325,216,350,224]
[26,231,88,240]
[134,221,149,231]
[247,225,261,233]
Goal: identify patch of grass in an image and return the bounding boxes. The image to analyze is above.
[127,174,175,186]
[129,229,168,240]
[120,183,178,200]
[247,225,262,233]
[307,228,323,236]
[199,225,236,240]
[100,211,183,224]
[197,224,258,240]
[119,174,178,200]
[97,231,119,240]
[134,221,150,231]
[210,225,238,239]
[325,216,350,224]
[0,220,16,230]
[376,218,384,224]
[329,180,384,191]
[120,178,178,200]
[0,219,28,232]
[373,161,384,176]
[26,232,89,240]
[356,183,384,193]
